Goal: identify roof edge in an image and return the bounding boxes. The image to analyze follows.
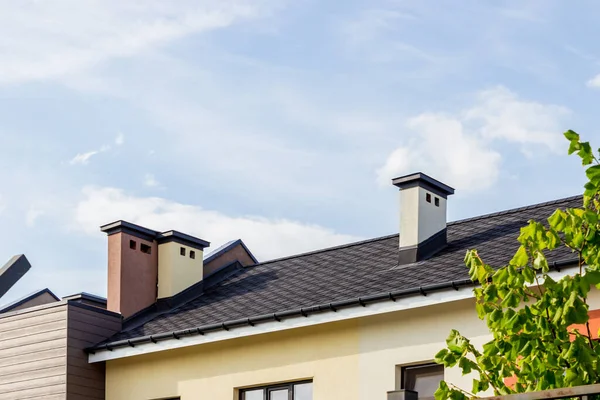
[0,288,60,313]
[88,256,578,354]
[204,239,258,265]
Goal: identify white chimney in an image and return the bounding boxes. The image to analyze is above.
[392,173,454,264]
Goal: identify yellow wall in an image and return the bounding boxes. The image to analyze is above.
[106,319,361,400]
[157,242,204,299]
[105,298,490,400]
[106,287,600,400]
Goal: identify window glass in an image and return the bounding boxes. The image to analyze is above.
[403,364,443,400]
[293,382,313,400]
[242,389,263,400]
[269,389,288,400]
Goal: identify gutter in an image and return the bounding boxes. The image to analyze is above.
[88,257,578,354]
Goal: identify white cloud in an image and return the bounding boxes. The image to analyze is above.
[377,113,502,191]
[115,132,124,146]
[73,186,362,261]
[25,208,44,227]
[69,150,100,165]
[463,86,569,152]
[587,74,600,88]
[0,1,278,85]
[69,144,111,165]
[377,87,569,191]
[144,174,160,188]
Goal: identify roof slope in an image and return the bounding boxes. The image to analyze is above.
[106,195,582,343]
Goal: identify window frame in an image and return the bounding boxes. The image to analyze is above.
[399,362,444,400]
[239,380,313,400]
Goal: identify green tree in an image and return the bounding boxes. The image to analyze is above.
[434,131,600,399]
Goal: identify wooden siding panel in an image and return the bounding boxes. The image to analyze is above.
[20,393,66,400]
[0,338,66,360]
[0,318,67,342]
[0,308,66,334]
[0,366,66,386]
[0,357,64,378]
[0,303,68,399]
[0,384,65,400]
[0,374,65,397]
[0,347,66,370]
[66,304,121,400]
[68,311,121,332]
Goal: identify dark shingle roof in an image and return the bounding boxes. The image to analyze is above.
[105,195,582,343]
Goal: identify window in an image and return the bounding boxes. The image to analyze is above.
[240,381,312,400]
[180,247,186,256]
[130,240,137,250]
[190,250,196,259]
[426,193,432,203]
[434,197,440,207]
[399,364,443,400]
[140,243,152,254]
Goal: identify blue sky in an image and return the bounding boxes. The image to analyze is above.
[1,0,599,304]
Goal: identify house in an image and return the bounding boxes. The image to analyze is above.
[2,172,597,399]
[84,173,600,400]
[0,240,252,399]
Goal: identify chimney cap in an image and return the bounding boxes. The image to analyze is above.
[392,172,455,199]
[100,221,211,250]
[100,220,160,241]
[157,230,210,250]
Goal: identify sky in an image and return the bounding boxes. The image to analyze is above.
[1,0,599,305]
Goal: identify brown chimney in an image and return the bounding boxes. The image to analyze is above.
[101,221,160,318]
[101,221,211,318]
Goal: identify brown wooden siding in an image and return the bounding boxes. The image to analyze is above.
[66,303,121,400]
[0,300,121,400]
[0,303,68,399]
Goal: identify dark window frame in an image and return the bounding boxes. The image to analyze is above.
[239,380,312,400]
[400,363,444,400]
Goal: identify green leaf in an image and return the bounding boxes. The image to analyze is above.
[564,129,580,142]
[585,270,600,285]
[579,142,594,165]
[511,246,529,267]
[493,268,509,285]
[434,349,449,365]
[533,252,549,273]
[522,266,535,283]
[586,165,600,186]
[434,381,449,400]
[569,139,581,155]
[459,357,477,375]
[446,330,468,354]
[565,368,578,383]
[548,210,567,230]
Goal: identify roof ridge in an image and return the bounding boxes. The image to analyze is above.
[448,195,582,226]
[254,233,398,267]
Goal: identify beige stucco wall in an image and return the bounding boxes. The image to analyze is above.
[105,287,600,400]
[105,298,489,400]
[157,242,204,299]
